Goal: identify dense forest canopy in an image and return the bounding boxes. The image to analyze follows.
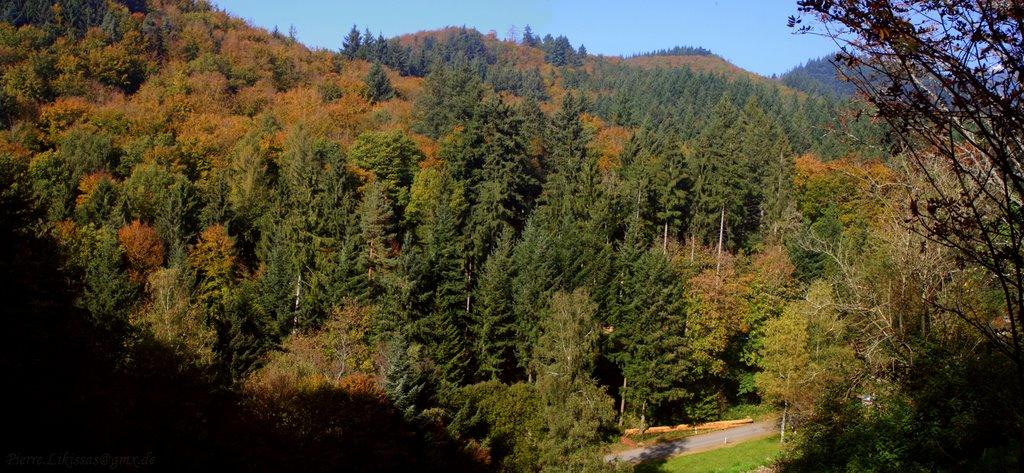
[1,0,1019,471]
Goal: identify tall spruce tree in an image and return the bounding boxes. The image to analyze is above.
[423,198,472,385]
[738,99,793,241]
[363,62,395,103]
[342,24,362,59]
[687,96,751,250]
[473,227,518,381]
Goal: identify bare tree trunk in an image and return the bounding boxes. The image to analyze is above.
[293,272,302,333]
[663,220,669,254]
[619,377,627,426]
[640,399,647,432]
[780,399,788,443]
[716,206,725,275]
[367,240,374,280]
[466,262,473,313]
[636,187,642,220]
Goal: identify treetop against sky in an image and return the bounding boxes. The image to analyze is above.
[212,0,838,76]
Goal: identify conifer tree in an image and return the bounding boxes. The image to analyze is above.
[687,96,750,250]
[80,226,138,334]
[342,24,362,59]
[414,63,485,139]
[738,98,793,241]
[539,93,594,226]
[423,198,472,385]
[363,62,394,104]
[608,218,690,426]
[510,217,556,379]
[473,227,518,381]
[359,181,397,281]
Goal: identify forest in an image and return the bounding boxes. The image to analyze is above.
[1,0,1021,471]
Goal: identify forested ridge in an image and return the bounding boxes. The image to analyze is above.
[2,0,1020,471]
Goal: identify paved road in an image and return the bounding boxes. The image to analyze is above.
[604,420,778,464]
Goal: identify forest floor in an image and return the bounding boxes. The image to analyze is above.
[604,420,778,464]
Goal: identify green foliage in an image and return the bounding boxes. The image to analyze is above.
[459,381,543,472]
[363,61,394,103]
[349,130,422,210]
[414,63,485,139]
[533,289,618,472]
[6,3,1001,470]
[686,96,750,249]
[473,227,519,381]
[609,218,691,426]
[78,225,138,334]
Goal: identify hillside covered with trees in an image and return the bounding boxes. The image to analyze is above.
[2,0,1020,471]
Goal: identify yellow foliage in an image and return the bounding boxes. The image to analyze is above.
[38,97,92,140]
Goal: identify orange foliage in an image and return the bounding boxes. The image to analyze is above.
[323,91,371,145]
[185,70,229,113]
[390,74,423,103]
[337,373,386,401]
[75,170,115,206]
[273,87,335,136]
[621,55,764,80]
[230,79,276,117]
[117,219,166,283]
[594,125,632,172]
[409,134,438,161]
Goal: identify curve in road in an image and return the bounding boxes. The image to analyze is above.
[604,420,778,464]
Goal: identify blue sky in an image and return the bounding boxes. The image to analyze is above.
[211,0,837,77]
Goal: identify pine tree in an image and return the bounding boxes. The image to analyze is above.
[423,198,471,385]
[510,217,556,379]
[413,63,485,139]
[79,226,138,335]
[521,25,537,47]
[686,96,750,250]
[342,24,362,59]
[464,96,537,262]
[363,62,394,104]
[738,99,793,241]
[473,227,518,381]
[608,218,690,426]
[539,92,594,226]
[359,181,397,281]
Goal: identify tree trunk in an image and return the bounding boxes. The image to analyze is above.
[466,262,473,313]
[636,187,642,220]
[293,272,302,333]
[716,206,725,275]
[781,399,788,443]
[640,399,647,431]
[619,377,627,426]
[663,220,669,254]
[367,240,374,279]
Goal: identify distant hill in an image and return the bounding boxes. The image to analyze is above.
[779,56,857,98]
[632,45,715,58]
